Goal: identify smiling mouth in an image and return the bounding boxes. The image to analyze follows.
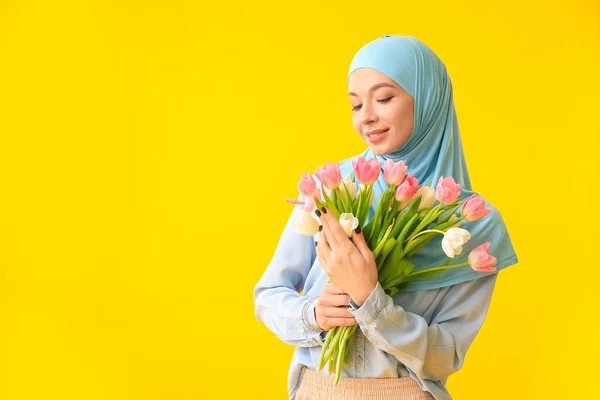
[366,129,388,139]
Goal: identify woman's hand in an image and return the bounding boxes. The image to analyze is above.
[314,282,357,331]
[315,207,378,307]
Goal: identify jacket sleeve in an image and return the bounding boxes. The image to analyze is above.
[253,203,325,348]
[348,273,498,381]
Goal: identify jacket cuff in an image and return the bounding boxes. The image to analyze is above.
[302,296,324,332]
[348,281,389,325]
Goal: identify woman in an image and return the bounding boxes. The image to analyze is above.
[254,35,518,400]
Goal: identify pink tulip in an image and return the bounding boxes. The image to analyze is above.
[285,198,304,205]
[460,194,491,222]
[298,172,319,198]
[435,176,461,204]
[285,191,322,213]
[395,174,421,202]
[383,159,408,186]
[303,193,320,213]
[352,157,381,185]
[468,242,497,272]
[315,163,342,190]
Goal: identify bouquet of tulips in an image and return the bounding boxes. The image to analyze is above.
[286,157,499,386]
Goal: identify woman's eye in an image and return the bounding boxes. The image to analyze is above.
[351,97,393,112]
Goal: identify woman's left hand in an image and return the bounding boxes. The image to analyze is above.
[315,207,378,307]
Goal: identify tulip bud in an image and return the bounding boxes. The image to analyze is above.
[441,227,471,258]
[410,186,436,210]
[303,193,320,213]
[293,211,320,236]
[395,174,420,202]
[298,172,318,198]
[460,194,491,222]
[338,177,357,201]
[315,162,342,190]
[339,213,359,237]
[436,176,461,204]
[468,242,497,272]
[383,159,408,186]
[352,157,381,185]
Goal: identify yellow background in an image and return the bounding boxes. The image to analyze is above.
[0,1,598,399]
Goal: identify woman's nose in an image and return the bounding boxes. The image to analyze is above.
[359,102,378,125]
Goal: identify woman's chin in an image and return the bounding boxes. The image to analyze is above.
[367,144,388,156]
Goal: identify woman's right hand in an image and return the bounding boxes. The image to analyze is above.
[315,282,358,331]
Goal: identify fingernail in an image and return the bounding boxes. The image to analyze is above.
[355,225,361,234]
[319,225,323,231]
[315,241,318,247]
[321,207,327,214]
[315,209,321,217]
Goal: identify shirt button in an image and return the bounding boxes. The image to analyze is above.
[356,355,363,364]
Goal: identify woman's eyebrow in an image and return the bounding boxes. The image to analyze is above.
[349,82,395,97]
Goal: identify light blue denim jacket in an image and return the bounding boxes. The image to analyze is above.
[254,203,499,400]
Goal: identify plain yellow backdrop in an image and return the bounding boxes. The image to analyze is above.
[0,0,598,399]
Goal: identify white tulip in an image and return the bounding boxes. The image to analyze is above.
[339,213,359,237]
[441,227,471,258]
[358,183,373,207]
[411,186,436,210]
[293,211,320,236]
[338,177,357,201]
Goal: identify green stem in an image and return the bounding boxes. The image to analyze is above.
[407,229,446,242]
[334,187,348,212]
[407,261,470,277]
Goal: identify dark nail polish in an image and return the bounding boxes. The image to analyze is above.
[315,209,321,217]
[355,225,361,234]
[315,241,318,247]
[319,225,323,231]
[321,207,327,214]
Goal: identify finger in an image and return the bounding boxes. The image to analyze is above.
[324,306,354,318]
[318,207,340,248]
[320,293,351,307]
[327,317,358,327]
[351,225,373,261]
[324,283,345,296]
[318,231,332,262]
[322,207,353,249]
[320,229,332,252]
[332,294,351,306]
[316,240,329,266]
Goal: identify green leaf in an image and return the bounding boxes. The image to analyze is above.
[373,224,394,258]
[379,240,404,277]
[368,190,389,244]
[389,197,420,239]
[436,204,460,225]
[381,258,415,287]
[403,269,445,282]
[334,187,348,212]
[405,233,437,257]
[411,203,442,237]
[397,214,419,245]
[430,215,464,232]
[375,238,397,267]
[341,181,354,214]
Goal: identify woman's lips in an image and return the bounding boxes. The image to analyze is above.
[366,129,388,143]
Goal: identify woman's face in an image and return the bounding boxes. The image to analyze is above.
[348,68,414,156]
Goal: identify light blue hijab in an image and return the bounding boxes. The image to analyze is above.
[339,35,518,291]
